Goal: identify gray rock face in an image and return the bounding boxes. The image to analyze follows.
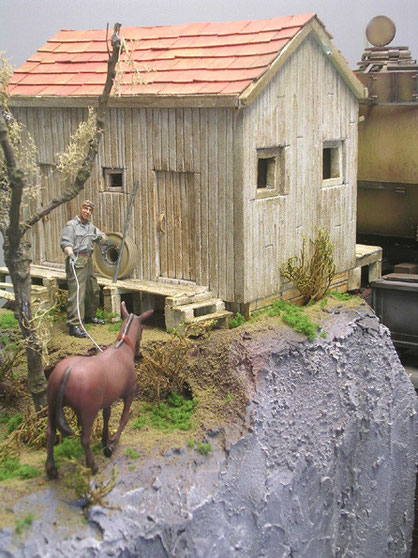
[1,305,417,557]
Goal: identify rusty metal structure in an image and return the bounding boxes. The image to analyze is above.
[355,16,418,244]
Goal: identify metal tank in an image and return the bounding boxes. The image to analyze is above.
[355,16,418,243]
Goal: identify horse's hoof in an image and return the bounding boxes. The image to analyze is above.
[103,446,113,458]
[91,464,98,475]
[46,466,59,480]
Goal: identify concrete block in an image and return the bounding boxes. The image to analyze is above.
[348,267,361,291]
[103,286,121,317]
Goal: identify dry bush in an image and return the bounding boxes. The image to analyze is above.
[280,228,336,304]
[63,460,119,512]
[1,407,103,456]
[136,321,213,403]
[0,338,26,404]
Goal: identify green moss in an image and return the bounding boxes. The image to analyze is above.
[1,413,24,435]
[96,310,119,323]
[255,300,320,340]
[108,321,122,333]
[132,394,199,433]
[54,437,101,464]
[229,312,246,329]
[125,448,140,460]
[131,414,149,430]
[187,440,195,448]
[0,312,19,330]
[280,305,319,340]
[0,458,40,482]
[327,290,352,302]
[196,442,213,456]
[15,514,35,535]
[54,437,84,463]
[0,411,12,424]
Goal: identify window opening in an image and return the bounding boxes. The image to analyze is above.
[256,147,286,198]
[322,141,344,185]
[103,168,125,192]
[257,157,275,189]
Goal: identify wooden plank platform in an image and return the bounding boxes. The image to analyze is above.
[0,264,209,298]
[0,264,214,330]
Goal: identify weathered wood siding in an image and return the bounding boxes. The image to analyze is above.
[14,33,358,307]
[13,106,237,302]
[240,35,358,304]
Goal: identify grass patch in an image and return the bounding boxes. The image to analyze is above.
[0,458,40,482]
[96,310,119,324]
[196,442,213,456]
[15,514,35,535]
[0,311,19,330]
[3,413,24,435]
[262,300,321,340]
[54,436,101,464]
[108,321,122,333]
[321,290,359,309]
[326,290,352,302]
[125,448,140,460]
[132,393,199,433]
[54,437,85,463]
[229,312,246,329]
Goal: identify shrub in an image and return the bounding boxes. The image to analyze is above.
[137,323,210,403]
[280,228,335,304]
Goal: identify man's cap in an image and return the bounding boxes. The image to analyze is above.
[82,200,95,209]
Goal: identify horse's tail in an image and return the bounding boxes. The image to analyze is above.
[56,366,74,437]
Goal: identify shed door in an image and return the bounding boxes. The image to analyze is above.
[155,171,197,282]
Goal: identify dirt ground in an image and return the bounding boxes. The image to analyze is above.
[0,294,365,529]
[0,309,253,529]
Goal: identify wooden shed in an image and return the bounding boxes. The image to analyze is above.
[7,14,367,327]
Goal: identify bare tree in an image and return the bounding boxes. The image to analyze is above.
[0,24,122,410]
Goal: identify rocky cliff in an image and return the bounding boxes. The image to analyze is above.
[1,303,417,557]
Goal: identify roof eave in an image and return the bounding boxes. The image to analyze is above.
[239,18,367,107]
[9,93,241,109]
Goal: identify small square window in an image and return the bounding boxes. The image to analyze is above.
[103,168,125,191]
[256,147,286,199]
[322,141,345,186]
[257,157,275,189]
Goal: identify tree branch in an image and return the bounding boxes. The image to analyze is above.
[21,25,122,233]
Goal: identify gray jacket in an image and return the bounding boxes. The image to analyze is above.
[61,216,105,256]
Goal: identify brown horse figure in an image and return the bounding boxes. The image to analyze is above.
[45,302,153,479]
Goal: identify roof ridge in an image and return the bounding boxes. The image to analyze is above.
[49,14,316,39]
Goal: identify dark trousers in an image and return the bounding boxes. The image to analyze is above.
[66,256,100,327]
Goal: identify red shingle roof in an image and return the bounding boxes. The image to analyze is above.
[9,14,317,98]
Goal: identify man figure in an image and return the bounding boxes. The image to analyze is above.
[61,200,107,338]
